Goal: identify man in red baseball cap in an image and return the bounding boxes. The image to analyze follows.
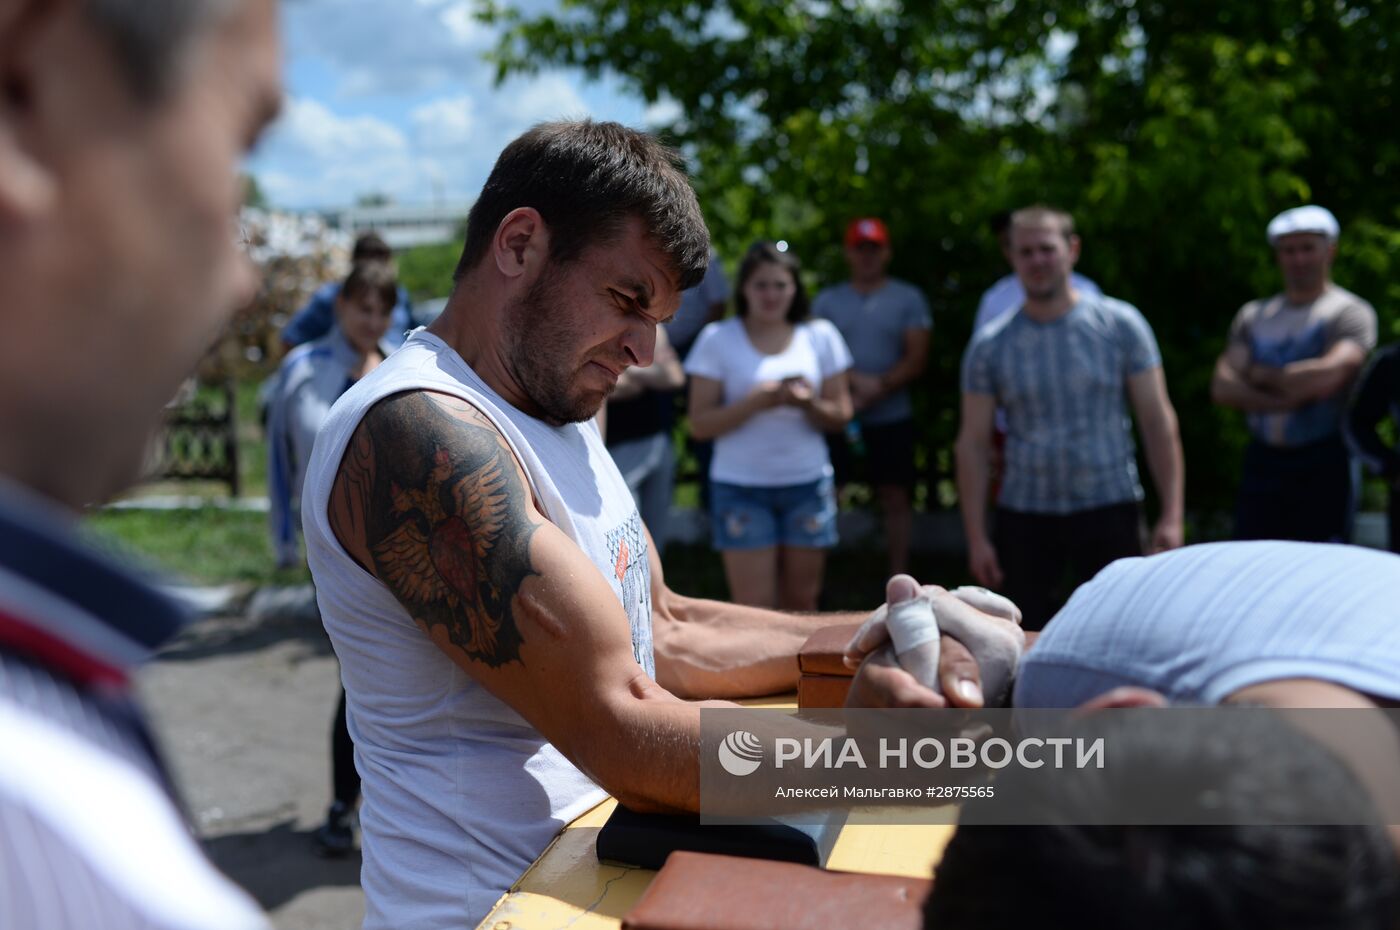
[814,218,932,577]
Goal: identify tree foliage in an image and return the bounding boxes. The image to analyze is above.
[482,0,1400,517]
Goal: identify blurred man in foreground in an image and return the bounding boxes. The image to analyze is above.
[0,0,282,926]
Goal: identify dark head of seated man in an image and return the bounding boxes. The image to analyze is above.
[924,709,1400,930]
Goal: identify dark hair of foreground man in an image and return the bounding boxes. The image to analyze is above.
[925,711,1400,930]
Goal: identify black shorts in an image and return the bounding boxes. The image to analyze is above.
[826,418,917,489]
[1234,434,1356,542]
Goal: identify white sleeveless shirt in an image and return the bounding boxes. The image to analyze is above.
[301,329,654,929]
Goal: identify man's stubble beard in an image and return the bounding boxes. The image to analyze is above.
[504,267,609,426]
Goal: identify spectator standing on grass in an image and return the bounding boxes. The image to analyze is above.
[687,241,854,609]
[1346,341,1400,553]
[956,205,1184,630]
[266,261,398,857]
[667,247,728,516]
[0,0,281,926]
[1211,205,1377,543]
[605,326,685,554]
[813,218,931,577]
[281,232,416,350]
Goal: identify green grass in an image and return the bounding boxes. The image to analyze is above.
[84,508,309,587]
[83,505,965,607]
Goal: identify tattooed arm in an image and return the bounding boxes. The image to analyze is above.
[329,389,709,813]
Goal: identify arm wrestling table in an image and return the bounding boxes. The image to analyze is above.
[474,690,956,930]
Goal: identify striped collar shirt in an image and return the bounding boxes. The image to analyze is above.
[0,479,267,930]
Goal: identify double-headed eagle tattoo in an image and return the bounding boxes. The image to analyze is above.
[374,448,510,658]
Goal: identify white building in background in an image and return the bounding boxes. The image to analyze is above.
[324,202,473,250]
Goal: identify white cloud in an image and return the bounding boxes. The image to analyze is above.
[269,98,408,161]
[287,0,499,97]
[508,73,591,126]
[410,95,477,150]
[248,4,656,210]
[252,98,418,206]
[643,96,684,127]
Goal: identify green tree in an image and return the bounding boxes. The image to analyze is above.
[482,0,1400,519]
[241,172,268,210]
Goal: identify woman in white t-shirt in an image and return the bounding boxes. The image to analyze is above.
[685,241,854,609]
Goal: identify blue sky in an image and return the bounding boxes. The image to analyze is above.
[245,0,678,210]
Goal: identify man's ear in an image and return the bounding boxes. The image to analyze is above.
[0,0,60,223]
[492,207,550,282]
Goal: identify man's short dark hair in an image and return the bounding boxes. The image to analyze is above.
[733,241,810,324]
[454,120,709,292]
[341,261,398,312]
[352,233,393,264]
[924,710,1400,930]
[1010,204,1077,242]
[82,0,234,100]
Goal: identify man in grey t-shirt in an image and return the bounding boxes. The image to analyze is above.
[1211,205,1376,543]
[814,218,932,576]
[956,206,1185,629]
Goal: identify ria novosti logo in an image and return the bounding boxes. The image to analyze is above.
[718,730,764,776]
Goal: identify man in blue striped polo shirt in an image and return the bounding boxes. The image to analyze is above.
[955,205,1185,629]
[0,1,282,926]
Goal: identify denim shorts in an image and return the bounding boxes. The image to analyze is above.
[709,476,839,550]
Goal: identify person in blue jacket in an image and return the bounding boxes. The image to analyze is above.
[281,232,415,349]
[266,260,398,856]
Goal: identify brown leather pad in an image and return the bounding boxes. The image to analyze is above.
[622,851,931,930]
[797,623,861,677]
[798,674,853,709]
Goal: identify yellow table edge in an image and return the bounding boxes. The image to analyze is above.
[476,695,955,930]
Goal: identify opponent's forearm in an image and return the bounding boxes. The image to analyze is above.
[654,593,864,700]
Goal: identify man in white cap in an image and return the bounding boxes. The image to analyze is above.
[1211,205,1377,541]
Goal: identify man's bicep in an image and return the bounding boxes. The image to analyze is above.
[1126,366,1172,422]
[331,390,545,668]
[1318,339,1367,374]
[1220,342,1251,373]
[329,392,647,717]
[958,392,997,443]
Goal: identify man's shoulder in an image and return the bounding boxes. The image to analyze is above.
[0,686,269,929]
[1081,293,1150,327]
[966,309,1019,354]
[978,273,1019,303]
[1324,283,1377,316]
[1079,291,1136,314]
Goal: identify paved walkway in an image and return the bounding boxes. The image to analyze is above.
[140,605,364,929]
